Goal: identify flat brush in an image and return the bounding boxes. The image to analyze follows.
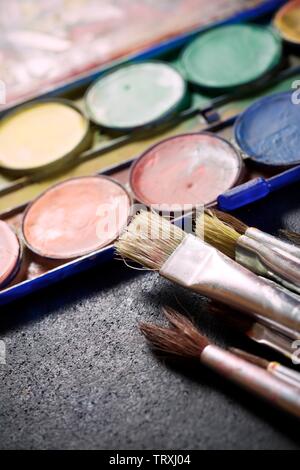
[208,209,300,259]
[116,211,300,333]
[230,348,300,390]
[197,210,300,294]
[140,307,300,419]
[208,302,296,360]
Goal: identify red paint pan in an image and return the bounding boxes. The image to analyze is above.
[130,132,243,207]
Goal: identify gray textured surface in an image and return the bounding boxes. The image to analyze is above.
[1,183,300,450]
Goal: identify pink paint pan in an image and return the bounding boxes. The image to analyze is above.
[130,132,243,207]
[0,220,21,288]
[22,176,131,260]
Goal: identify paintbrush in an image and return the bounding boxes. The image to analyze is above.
[197,210,300,294]
[140,306,300,419]
[279,229,300,247]
[207,209,300,259]
[208,302,296,360]
[115,211,300,333]
[230,348,300,389]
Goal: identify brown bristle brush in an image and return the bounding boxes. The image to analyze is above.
[196,210,300,294]
[116,211,300,333]
[279,229,300,247]
[140,307,300,419]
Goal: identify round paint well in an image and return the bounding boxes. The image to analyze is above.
[234,91,300,167]
[85,62,188,132]
[274,0,300,45]
[181,24,282,91]
[0,221,21,289]
[130,133,242,207]
[0,100,90,175]
[22,176,131,260]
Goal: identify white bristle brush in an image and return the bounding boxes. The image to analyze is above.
[115,211,300,333]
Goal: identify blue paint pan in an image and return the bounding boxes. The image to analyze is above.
[234,91,300,167]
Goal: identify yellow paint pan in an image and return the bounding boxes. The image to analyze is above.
[0,99,91,176]
[274,0,300,46]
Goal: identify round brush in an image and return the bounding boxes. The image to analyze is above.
[140,306,300,419]
[197,210,300,294]
[279,229,300,247]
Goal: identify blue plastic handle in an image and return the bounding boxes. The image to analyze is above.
[218,178,270,211]
[268,165,300,192]
[218,165,300,211]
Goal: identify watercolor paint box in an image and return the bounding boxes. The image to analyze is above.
[0,0,298,306]
[0,93,299,307]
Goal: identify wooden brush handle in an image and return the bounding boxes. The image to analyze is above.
[201,345,300,419]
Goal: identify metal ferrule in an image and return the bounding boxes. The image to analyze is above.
[201,345,300,418]
[248,324,296,360]
[268,363,300,390]
[160,235,300,333]
[260,277,300,302]
[236,235,300,294]
[246,227,300,260]
[257,277,300,341]
[254,310,299,342]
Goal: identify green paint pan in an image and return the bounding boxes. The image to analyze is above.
[180,24,282,92]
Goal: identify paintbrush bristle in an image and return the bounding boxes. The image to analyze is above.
[210,209,248,235]
[140,306,210,358]
[278,229,300,247]
[196,211,240,259]
[115,211,186,270]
